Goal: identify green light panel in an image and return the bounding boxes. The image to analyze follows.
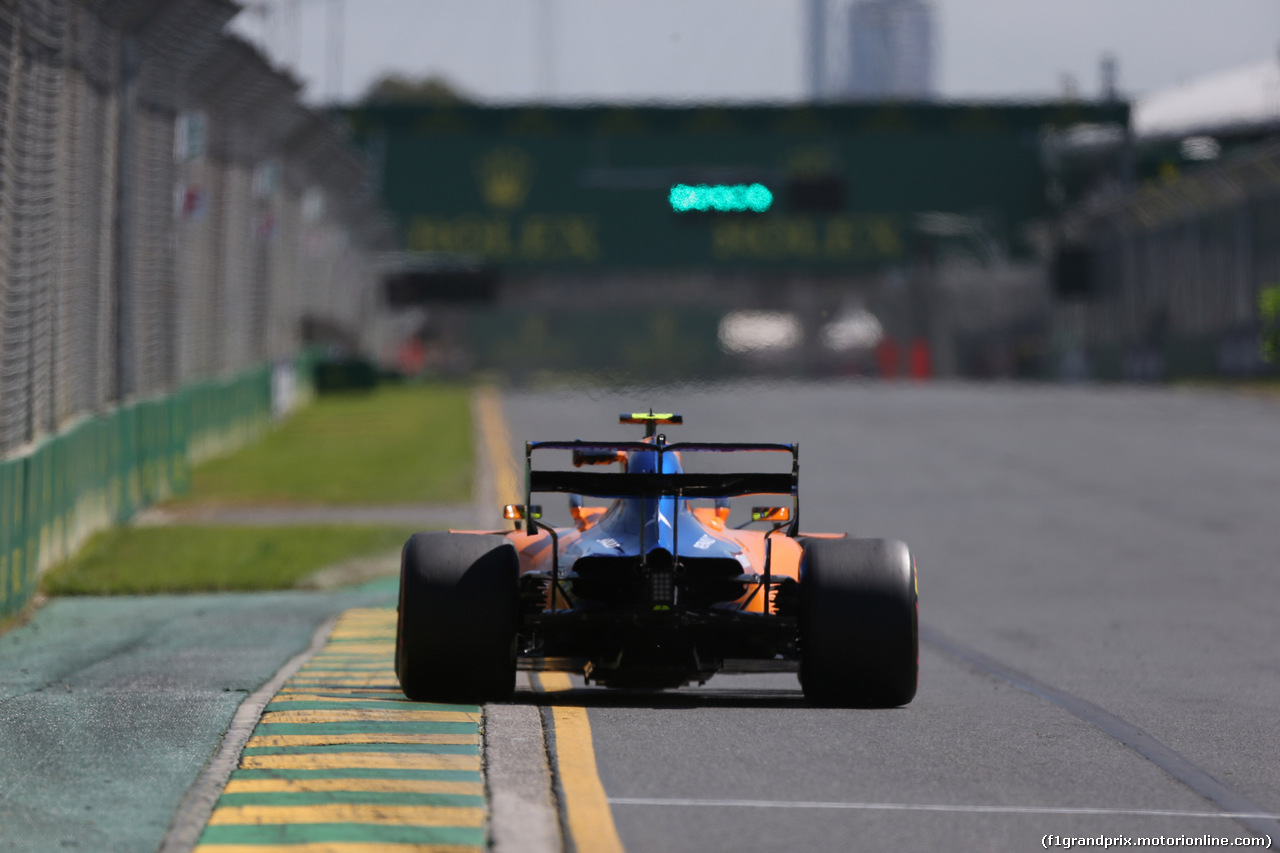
[669,183,773,213]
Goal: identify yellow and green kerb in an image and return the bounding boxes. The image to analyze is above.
[194,608,485,853]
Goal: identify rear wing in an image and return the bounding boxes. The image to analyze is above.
[523,439,799,530]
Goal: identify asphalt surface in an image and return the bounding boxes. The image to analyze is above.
[503,381,1280,851]
[0,583,395,853]
[3,381,1276,853]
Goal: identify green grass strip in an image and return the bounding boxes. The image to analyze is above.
[265,701,439,711]
[198,823,484,846]
[176,383,474,506]
[215,792,484,808]
[267,699,414,707]
[241,743,479,756]
[273,688,412,696]
[42,525,416,595]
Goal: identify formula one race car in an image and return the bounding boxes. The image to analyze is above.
[395,413,918,708]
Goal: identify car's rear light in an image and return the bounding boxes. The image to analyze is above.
[649,569,675,607]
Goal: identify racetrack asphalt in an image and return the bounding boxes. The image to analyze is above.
[502,381,1280,851]
[0,585,395,853]
[2,380,1277,852]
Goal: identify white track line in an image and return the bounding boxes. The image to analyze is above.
[608,797,1280,821]
[921,625,1280,839]
[486,676,564,853]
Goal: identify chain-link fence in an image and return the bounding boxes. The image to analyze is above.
[1052,140,1280,381]
[0,0,389,615]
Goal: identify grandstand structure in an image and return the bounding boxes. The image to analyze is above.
[1051,56,1280,380]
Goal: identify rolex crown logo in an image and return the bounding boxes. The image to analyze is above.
[477,147,534,210]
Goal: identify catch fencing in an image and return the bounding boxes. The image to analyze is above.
[1052,140,1280,381]
[0,0,387,616]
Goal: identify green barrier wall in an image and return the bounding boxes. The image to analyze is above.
[0,360,311,618]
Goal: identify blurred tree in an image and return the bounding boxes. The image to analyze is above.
[362,73,470,105]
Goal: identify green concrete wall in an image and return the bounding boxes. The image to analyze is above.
[0,363,307,618]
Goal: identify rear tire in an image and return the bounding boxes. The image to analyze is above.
[799,537,918,708]
[396,532,519,703]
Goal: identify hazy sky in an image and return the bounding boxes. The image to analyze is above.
[232,0,1280,104]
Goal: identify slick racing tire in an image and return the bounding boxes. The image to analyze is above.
[396,532,520,703]
[799,537,918,708]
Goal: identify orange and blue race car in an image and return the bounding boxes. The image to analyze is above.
[395,412,918,708]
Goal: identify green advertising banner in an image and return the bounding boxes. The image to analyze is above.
[0,460,19,609]
[346,102,1129,271]
[0,362,292,618]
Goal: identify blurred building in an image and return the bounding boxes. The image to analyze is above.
[1133,58,1280,139]
[845,0,935,100]
[1048,54,1280,382]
